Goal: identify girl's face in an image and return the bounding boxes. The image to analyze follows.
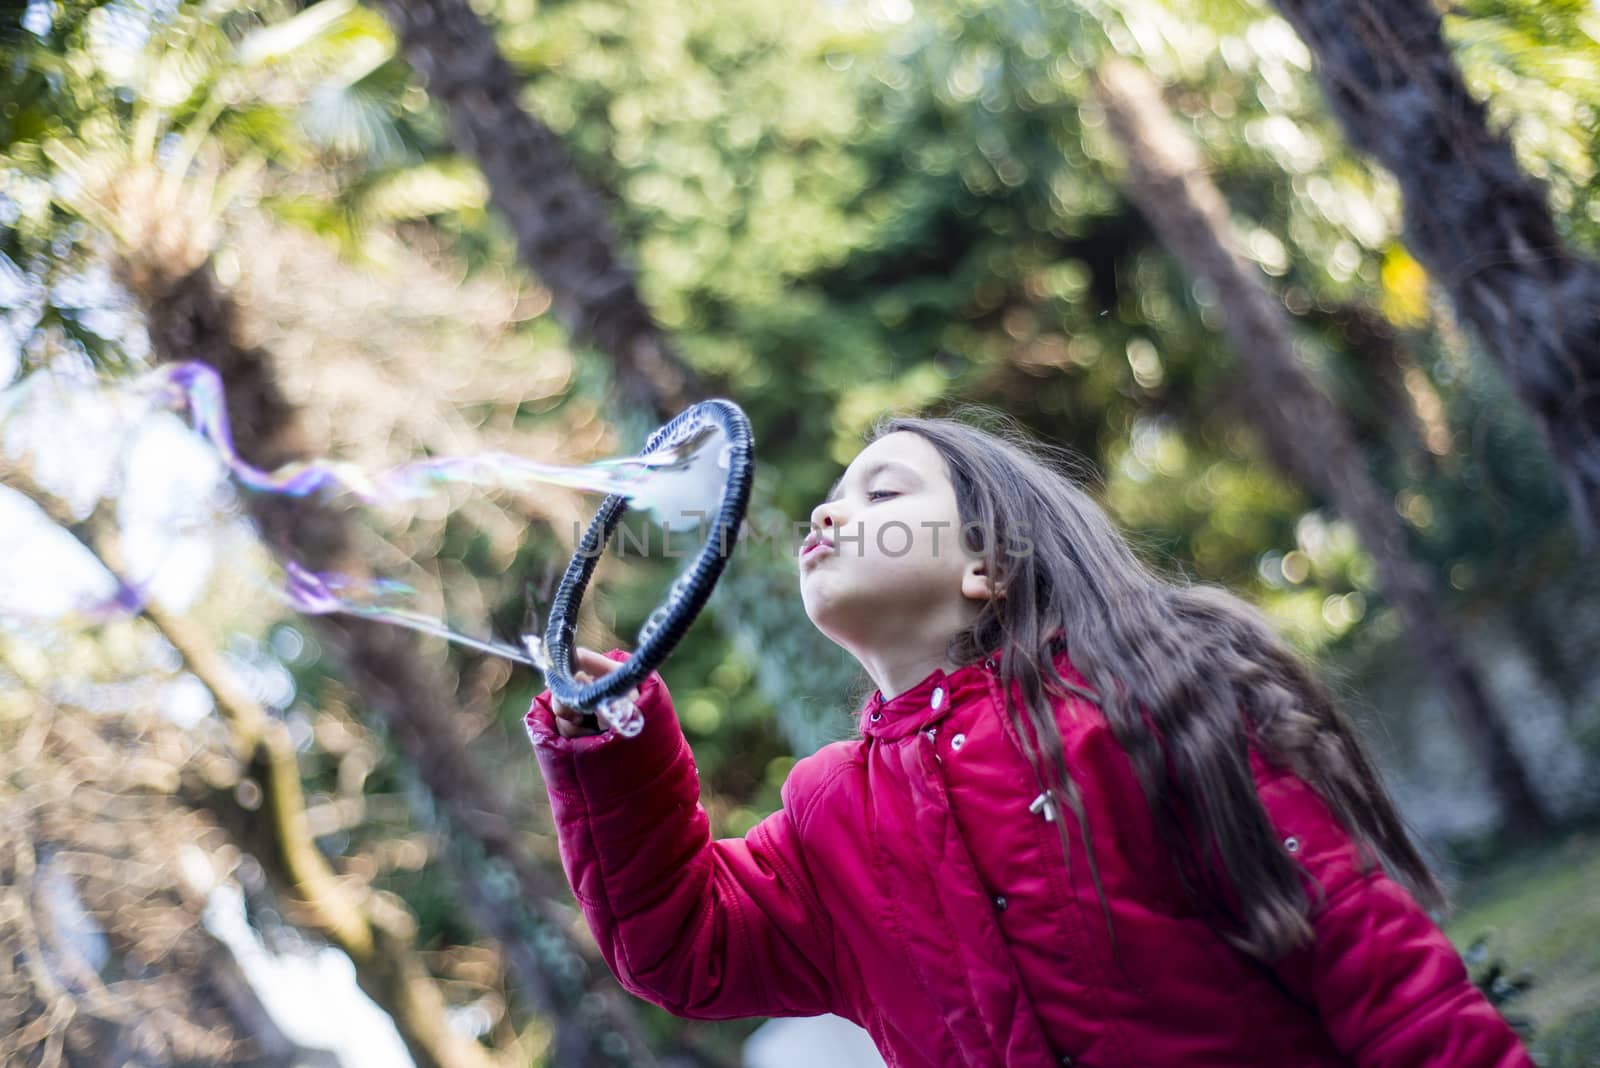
[799,432,995,657]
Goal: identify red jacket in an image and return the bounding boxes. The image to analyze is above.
[526,648,1533,1067]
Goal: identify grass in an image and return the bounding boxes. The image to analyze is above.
[1444,830,1600,1067]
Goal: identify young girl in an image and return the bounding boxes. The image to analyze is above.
[525,414,1533,1067]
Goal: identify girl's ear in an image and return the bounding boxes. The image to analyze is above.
[961,559,1004,601]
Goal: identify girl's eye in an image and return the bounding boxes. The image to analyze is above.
[867,490,897,501]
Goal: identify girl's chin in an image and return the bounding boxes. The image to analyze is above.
[801,594,887,641]
[799,591,851,631]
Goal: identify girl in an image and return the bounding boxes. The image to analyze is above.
[526,413,1533,1067]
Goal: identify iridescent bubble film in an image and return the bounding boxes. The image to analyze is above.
[1,360,731,679]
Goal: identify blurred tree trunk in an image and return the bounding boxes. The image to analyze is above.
[375,0,701,425]
[1093,57,1553,837]
[1267,0,1600,541]
[126,257,660,1067]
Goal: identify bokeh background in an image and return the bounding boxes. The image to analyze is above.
[2,0,1599,1064]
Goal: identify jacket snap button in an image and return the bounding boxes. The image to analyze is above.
[870,710,882,722]
[1060,1057,1074,1066]
[993,895,1007,911]
[1284,835,1301,854]
[951,733,966,751]
[930,686,944,710]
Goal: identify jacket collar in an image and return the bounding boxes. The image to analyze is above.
[857,647,1003,741]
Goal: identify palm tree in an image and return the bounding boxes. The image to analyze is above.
[1266,0,1600,540]
[1093,56,1552,835]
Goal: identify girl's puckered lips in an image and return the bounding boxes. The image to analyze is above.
[799,531,835,563]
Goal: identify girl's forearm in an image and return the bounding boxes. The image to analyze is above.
[525,657,841,1020]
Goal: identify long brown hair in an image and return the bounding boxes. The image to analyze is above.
[870,408,1443,961]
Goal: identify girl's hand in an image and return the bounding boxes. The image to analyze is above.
[550,646,639,738]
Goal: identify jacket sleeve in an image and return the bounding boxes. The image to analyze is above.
[1252,753,1534,1068]
[525,649,842,1020]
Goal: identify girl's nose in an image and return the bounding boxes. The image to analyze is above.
[809,499,842,533]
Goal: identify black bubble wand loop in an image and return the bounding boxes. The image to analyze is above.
[537,399,754,737]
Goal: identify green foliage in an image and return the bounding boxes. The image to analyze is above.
[8,0,1600,1055]
[1447,0,1600,252]
[5,0,1591,702]
[1447,835,1600,1067]
[1538,1010,1600,1068]
[1461,934,1537,1039]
